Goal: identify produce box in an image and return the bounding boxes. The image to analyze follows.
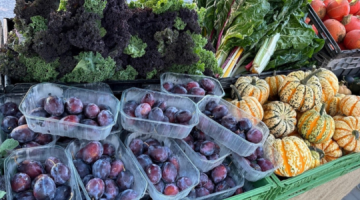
[224,177,277,200]
[270,152,360,200]
[308,4,360,73]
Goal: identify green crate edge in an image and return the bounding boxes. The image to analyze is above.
[225,176,277,200]
[270,152,360,200]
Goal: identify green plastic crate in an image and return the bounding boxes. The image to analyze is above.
[270,152,360,200]
[225,176,277,200]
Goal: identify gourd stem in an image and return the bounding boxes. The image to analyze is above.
[301,69,322,84]
[230,85,242,101]
[319,103,326,116]
[273,70,277,76]
[309,146,325,160]
[251,77,257,85]
[352,130,360,140]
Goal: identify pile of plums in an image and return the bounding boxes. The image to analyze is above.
[202,101,263,144]
[29,96,115,129]
[73,141,138,200]
[244,147,274,172]
[163,78,216,96]
[1,102,54,148]
[129,137,192,196]
[10,157,72,200]
[183,128,221,160]
[187,161,243,198]
[123,93,193,125]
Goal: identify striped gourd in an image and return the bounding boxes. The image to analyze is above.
[312,139,342,164]
[340,95,360,117]
[278,70,322,112]
[230,85,264,120]
[263,101,297,138]
[231,76,270,104]
[297,104,335,144]
[313,68,339,102]
[269,135,312,177]
[323,93,345,116]
[265,71,286,100]
[309,148,322,169]
[333,116,360,153]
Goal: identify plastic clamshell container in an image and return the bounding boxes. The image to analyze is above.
[125,132,200,200]
[4,145,81,200]
[0,93,58,147]
[187,157,245,200]
[66,134,147,200]
[120,88,199,139]
[175,130,231,172]
[232,140,281,182]
[160,72,225,102]
[197,96,269,156]
[19,83,121,140]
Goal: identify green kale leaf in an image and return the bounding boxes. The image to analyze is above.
[84,0,107,16]
[0,191,5,199]
[62,51,116,83]
[146,69,158,79]
[174,17,187,30]
[19,55,59,82]
[135,0,196,14]
[57,0,67,11]
[111,65,138,80]
[124,35,147,58]
[29,16,48,33]
[154,28,179,55]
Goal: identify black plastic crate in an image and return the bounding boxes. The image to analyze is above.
[308,4,360,71]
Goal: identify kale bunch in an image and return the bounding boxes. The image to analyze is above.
[0,0,221,83]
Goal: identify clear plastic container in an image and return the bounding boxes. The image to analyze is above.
[19,83,121,140]
[120,88,199,139]
[0,93,58,147]
[196,96,269,157]
[4,145,81,200]
[175,129,231,172]
[187,157,245,200]
[232,140,281,182]
[160,72,225,102]
[66,134,147,200]
[125,132,200,200]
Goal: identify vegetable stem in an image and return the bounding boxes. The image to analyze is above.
[251,33,280,74]
[221,47,243,78]
[216,0,236,51]
[245,60,253,71]
[230,52,251,77]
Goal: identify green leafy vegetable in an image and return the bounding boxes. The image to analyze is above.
[84,0,107,16]
[111,65,138,80]
[58,0,68,11]
[29,16,48,33]
[19,55,59,82]
[174,17,187,30]
[134,0,196,14]
[0,191,5,199]
[124,35,147,58]
[146,69,158,79]
[62,51,116,83]
[0,139,19,177]
[154,28,179,55]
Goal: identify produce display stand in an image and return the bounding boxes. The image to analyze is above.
[269,152,360,200]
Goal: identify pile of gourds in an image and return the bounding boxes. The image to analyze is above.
[230,68,360,177]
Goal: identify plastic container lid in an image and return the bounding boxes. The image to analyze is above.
[19,83,120,140]
[120,87,199,139]
[4,145,82,200]
[66,134,147,200]
[196,96,269,156]
[160,72,225,103]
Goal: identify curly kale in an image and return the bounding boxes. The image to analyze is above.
[0,49,27,81]
[61,51,116,83]
[154,28,179,55]
[29,16,48,33]
[174,17,186,30]
[14,0,59,24]
[179,8,201,34]
[19,55,59,82]
[84,0,107,16]
[124,36,147,58]
[111,65,138,80]
[134,0,197,14]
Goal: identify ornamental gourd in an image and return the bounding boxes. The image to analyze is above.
[231,76,270,104]
[338,82,352,95]
[313,68,339,102]
[308,147,323,169]
[278,70,322,112]
[265,71,286,100]
[297,104,335,144]
[334,116,360,152]
[230,85,264,120]
[312,139,342,164]
[323,93,345,116]
[262,101,297,138]
[340,95,360,117]
[269,135,312,177]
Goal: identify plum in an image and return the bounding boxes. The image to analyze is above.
[171,85,187,94]
[257,158,274,172]
[104,179,119,199]
[162,82,174,91]
[161,162,177,183]
[176,176,192,191]
[140,93,155,107]
[212,105,228,119]
[97,110,114,126]
[103,143,115,157]
[44,96,64,117]
[195,187,210,197]
[163,183,179,196]
[117,189,138,200]
[84,103,100,119]
[148,107,164,121]
[73,159,91,178]
[134,103,151,119]
[44,157,61,173]
[18,115,27,125]
[175,110,192,123]
[92,159,111,179]
[190,87,206,96]
[54,185,72,200]
[129,139,144,156]
[164,107,178,123]
[211,164,227,184]
[65,97,83,114]
[246,128,263,143]
[200,78,215,92]
[1,102,19,116]
[237,118,252,132]
[33,174,56,200]
[1,116,18,133]
[17,160,44,179]
[205,101,218,112]
[145,164,162,184]
[34,133,53,145]
[116,171,134,192]
[200,141,215,156]
[50,163,71,185]
[11,173,31,192]
[86,178,105,199]
[10,125,37,143]
[80,141,104,164]
[29,107,48,118]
